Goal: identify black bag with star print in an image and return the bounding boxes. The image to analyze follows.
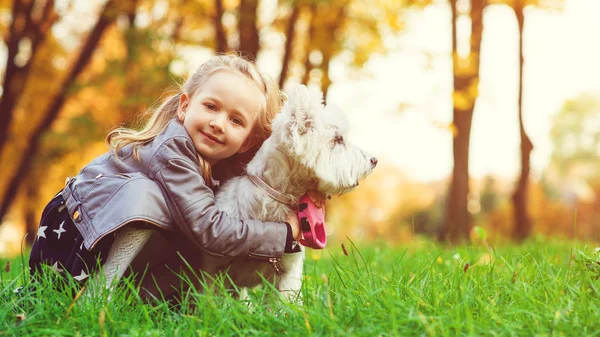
[29,191,115,286]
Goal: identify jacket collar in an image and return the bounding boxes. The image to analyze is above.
[161,118,220,187]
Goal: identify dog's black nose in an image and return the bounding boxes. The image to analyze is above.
[370,157,378,167]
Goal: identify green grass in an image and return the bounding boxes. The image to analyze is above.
[2,237,600,336]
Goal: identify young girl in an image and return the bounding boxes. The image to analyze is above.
[28,55,309,291]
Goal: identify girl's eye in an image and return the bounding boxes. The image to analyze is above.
[230,117,243,126]
[205,103,217,111]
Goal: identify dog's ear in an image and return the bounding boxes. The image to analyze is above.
[284,84,324,135]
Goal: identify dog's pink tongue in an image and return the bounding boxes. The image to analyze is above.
[297,194,327,249]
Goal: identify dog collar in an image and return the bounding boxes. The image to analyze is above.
[247,174,294,206]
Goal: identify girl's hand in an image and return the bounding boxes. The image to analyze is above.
[286,213,302,240]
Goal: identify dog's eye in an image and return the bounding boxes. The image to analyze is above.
[334,135,344,145]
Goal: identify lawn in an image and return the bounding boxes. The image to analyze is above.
[2,237,600,336]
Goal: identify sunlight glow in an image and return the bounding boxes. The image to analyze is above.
[326,0,600,182]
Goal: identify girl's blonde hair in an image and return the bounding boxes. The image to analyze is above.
[107,54,283,185]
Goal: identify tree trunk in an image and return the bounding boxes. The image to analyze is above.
[321,55,332,100]
[214,0,228,54]
[23,175,40,245]
[0,0,57,151]
[121,0,139,121]
[319,3,347,100]
[0,0,118,224]
[301,3,317,85]
[440,0,485,244]
[237,0,259,60]
[512,0,534,241]
[279,2,301,88]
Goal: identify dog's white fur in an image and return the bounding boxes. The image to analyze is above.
[97,84,376,300]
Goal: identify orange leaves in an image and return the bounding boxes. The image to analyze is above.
[452,90,472,111]
[453,52,481,78]
[448,123,459,137]
[377,0,407,31]
[452,78,479,112]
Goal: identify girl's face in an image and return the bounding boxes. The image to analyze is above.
[177,70,264,165]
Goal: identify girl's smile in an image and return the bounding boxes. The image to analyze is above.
[200,130,224,144]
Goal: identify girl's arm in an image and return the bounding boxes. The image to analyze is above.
[149,136,297,260]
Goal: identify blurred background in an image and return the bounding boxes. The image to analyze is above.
[1,0,599,257]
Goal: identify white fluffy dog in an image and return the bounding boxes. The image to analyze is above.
[97,84,377,301]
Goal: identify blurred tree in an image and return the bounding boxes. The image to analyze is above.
[548,94,600,182]
[1,0,416,236]
[440,0,486,244]
[313,1,348,99]
[299,1,316,86]
[275,0,410,97]
[0,0,120,223]
[327,163,438,243]
[208,0,412,97]
[0,0,59,152]
[278,0,301,88]
[511,0,533,241]
[479,176,499,214]
[238,0,259,59]
[214,0,228,53]
[533,94,600,241]
[16,0,187,239]
[403,198,444,236]
[500,0,562,241]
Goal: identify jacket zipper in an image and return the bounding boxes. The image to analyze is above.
[269,257,282,274]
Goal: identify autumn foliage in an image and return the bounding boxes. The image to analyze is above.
[0,0,597,256]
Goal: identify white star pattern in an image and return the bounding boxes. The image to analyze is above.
[73,270,88,282]
[53,221,66,240]
[51,262,64,273]
[37,226,48,239]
